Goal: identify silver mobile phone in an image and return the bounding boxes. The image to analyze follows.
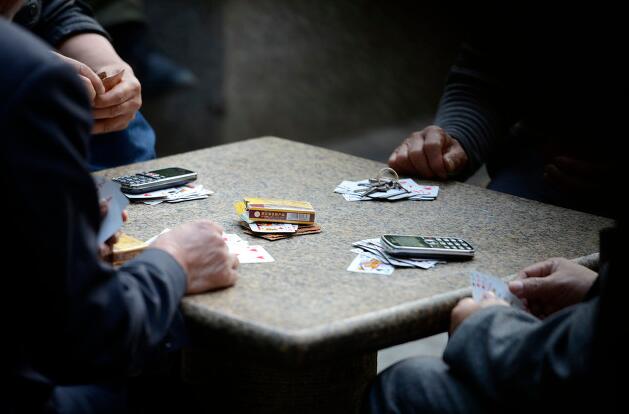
[381,234,475,260]
[113,167,197,194]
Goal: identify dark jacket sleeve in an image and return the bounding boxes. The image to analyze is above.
[443,226,625,410]
[434,39,519,177]
[15,0,110,47]
[4,51,186,382]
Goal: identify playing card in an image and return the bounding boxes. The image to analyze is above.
[233,245,275,263]
[248,223,297,233]
[145,228,172,244]
[398,179,440,198]
[470,271,526,310]
[94,176,129,244]
[347,252,394,275]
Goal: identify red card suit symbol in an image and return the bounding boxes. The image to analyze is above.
[257,256,264,259]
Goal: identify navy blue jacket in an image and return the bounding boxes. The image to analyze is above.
[0,20,186,412]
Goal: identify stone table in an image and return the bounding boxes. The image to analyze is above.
[101,137,613,413]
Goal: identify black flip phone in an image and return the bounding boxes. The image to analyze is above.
[113,167,197,194]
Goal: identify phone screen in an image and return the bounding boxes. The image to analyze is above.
[151,167,194,178]
[384,235,431,248]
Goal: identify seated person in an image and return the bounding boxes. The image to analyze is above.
[388,9,622,217]
[14,0,156,170]
[1,9,237,412]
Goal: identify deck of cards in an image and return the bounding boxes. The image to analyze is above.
[234,197,321,241]
[123,184,213,205]
[348,238,441,275]
[334,178,439,202]
[470,271,526,310]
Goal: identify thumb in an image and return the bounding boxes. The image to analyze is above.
[443,141,468,175]
[509,277,545,299]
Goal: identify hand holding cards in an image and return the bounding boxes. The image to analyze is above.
[94,176,129,244]
[470,271,526,310]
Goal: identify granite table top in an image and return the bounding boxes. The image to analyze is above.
[100,137,613,365]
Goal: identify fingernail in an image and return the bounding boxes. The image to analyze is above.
[509,280,523,295]
[483,291,495,299]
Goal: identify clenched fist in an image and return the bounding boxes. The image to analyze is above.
[389,126,468,180]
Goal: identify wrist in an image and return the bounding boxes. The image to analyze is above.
[152,239,188,274]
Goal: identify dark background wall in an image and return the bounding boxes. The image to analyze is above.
[143,0,463,161]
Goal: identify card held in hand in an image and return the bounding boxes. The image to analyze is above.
[470,271,526,311]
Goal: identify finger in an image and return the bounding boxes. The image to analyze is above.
[92,113,135,134]
[93,81,140,109]
[231,254,239,270]
[199,220,224,234]
[544,163,596,194]
[106,231,121,247]
[122,210,129,223]
[407,134,435,178]
[92,99,141,120]
[77,63,106,96]
[389,140,416,174]
[80,75,96,102]
[552,156,607,179]
[508,277,545,299]
[423,128,448,179]
[443,139,468,175]
[519,259,557,279]
[99,200,108,218]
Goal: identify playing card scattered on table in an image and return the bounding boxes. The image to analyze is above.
[334,178,439,202]
[224,233,274,263]
[348,238,441,275]
[124,184,213,205]
[347,252,394,275]
[470,271,526,310]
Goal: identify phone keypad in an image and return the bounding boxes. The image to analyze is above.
[113,172,162,187]
[435,237,472,251]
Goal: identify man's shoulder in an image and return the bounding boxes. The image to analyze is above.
[0,20,65,97]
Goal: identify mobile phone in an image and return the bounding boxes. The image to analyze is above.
[113,167,197,194]
[381,234,475,260]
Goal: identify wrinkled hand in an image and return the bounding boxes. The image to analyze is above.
[52,52,105,103]
[509,258,597,318]
[388,126,468,180]
[449,292,508,335]
[92,63,142,134]
[152,220,238,294]
[98,199,128,259]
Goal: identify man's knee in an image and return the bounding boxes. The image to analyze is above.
[367,357,487,414]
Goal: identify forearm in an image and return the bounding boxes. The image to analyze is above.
[434,42,516,175]
[57,32,129,72]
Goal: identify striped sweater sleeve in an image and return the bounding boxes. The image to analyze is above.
[434,41,518,176]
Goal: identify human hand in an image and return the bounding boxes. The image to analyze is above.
[52,52,105,103]
[544,155,611,196]
[449,292,508,335]
[508,258,597,318]
[388,126,468,180]
[98,200,129,259]
[152,220,238,294]
[92,63,142,134]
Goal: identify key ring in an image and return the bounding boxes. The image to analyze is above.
[375,167,399,185]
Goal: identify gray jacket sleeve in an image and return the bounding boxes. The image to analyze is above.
[443,301,597,408]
